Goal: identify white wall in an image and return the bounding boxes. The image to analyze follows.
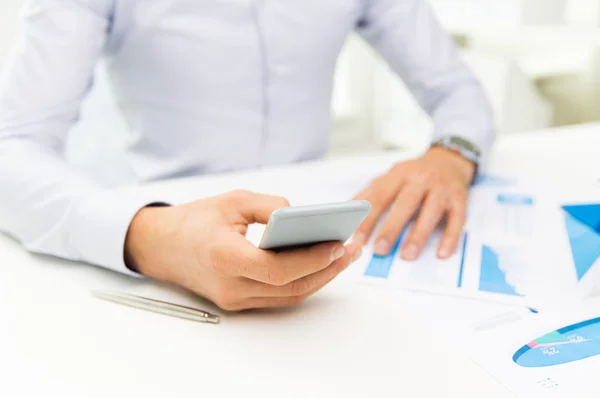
[568,0,600,25]
[331,0,600,152]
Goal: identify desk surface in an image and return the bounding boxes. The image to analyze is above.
[1,124,599,398]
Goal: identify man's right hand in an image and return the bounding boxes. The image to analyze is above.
[124,190,362,311]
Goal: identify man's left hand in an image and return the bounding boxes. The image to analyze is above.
[353,147,476,261]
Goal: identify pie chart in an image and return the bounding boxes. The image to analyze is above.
[513,317,600,368]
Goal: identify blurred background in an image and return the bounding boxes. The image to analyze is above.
[330,0,600,154]
[1,0,600,167]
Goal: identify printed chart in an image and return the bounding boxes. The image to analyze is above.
[412,300,600,397]
[357,191,541,304]
[479,245,520,296]
[356,185,600,306]
[513,317,600,368]
[562,204,600,282]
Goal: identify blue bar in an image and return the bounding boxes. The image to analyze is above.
[473,174,514,187]
[364,229,407,278]
[562,203,600,234]
[479,245,520,296]
[563,214,600,281]
[497,194,534,206]
[456,233,468,288]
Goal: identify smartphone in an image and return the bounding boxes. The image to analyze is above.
[258,200,372,250]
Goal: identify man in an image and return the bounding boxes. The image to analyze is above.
[0,0,493,311]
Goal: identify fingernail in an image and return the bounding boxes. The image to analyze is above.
[331,246,345,263]
[351,247,363,263]
[402,244,418,261]
[438,246,452,258]
[354,232,367,245]
[374,239,390,256]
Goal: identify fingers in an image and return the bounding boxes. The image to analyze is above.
[216,244,363,312]
[399,191,447,260]
[240,273,342,310]
[233,247,361,310]
[353,175,404,246]
[372,184,426,256]
[233,238,346,286]
[438,201,467,259]
[246,243,362,298]
[228,190,290,225]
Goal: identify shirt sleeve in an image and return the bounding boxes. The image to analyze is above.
[0,0,163,277]
[357,0,496,166]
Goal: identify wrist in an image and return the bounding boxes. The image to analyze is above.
[124,205,172,278]
[425,146,477,186]
[430,136,481,184]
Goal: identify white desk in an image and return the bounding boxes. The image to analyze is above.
[1,124,599,398]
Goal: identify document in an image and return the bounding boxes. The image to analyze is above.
[346,176,600,310]
[561,203,600,297]
[407,294,600,397]
[272,169,600,397]
[340,174,600,397]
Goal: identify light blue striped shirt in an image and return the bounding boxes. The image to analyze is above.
[0,0,493,275]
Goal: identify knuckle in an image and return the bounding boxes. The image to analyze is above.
[448,184,468,199]
[335,257,351,272]
[290,295,308,306]
[369,176,389,193]
[232,189,253,199]
[391,162,407,174]
[411,168,444,188]
[453,209,467,222]
[450,195,467,212]
[225,190,253,206]
[369,192,391,212]
[239,250,261,275]
[290,277,311,296]
[366,183,384,199]
[267,267,288,286]
[404,185,427,201]
[428,169,444,183]
[406,170,428,186]
[446,231,461,242]
[407,235,423,247]
[219,301,241,312]
[212,282,238,311]
[430,193,450,211]
[378,225,396,241]
[431,185,450,199]
[408,227,427,243]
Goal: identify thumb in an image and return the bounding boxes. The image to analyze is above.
[234,191,290,225]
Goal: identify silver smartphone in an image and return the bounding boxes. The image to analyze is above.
[258,200,372,250]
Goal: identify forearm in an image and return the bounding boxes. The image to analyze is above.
[358,0,495,165]
[0,0,164,275]
[427,75,495,166]
[0,137,159,275]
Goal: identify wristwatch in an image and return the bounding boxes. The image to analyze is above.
[431,136,481,183]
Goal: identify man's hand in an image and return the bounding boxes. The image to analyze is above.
[125,190,362,311]
[354,147,476,261]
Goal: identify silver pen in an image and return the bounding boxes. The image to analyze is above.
[92,290,220,324]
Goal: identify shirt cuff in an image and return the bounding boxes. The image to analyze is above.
[68,190,170,278]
